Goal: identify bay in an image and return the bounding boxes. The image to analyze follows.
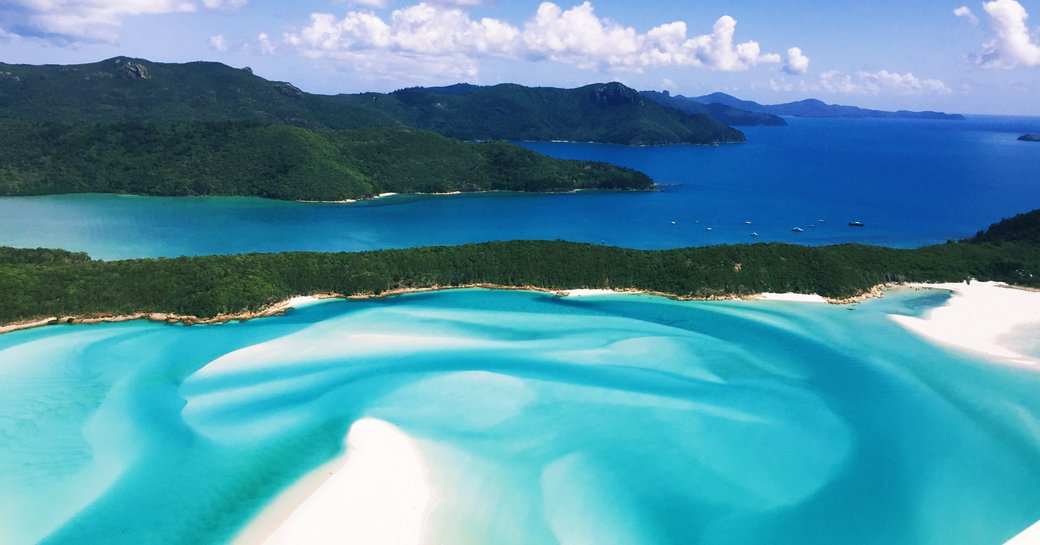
[1,116,1038,259]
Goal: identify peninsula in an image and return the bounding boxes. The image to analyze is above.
[0,121,652,201]
[1019,134,1040,142]
[2,209,1037,330]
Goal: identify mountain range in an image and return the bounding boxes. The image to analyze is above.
[0,57,742,146]
[683,92,964,120]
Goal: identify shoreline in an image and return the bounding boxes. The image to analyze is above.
[293,187,657,205]
[889,281,1040,366]
[0,283,886,335]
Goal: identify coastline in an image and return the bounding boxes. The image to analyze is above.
[889,281,1040,366]
[0,282,885,335]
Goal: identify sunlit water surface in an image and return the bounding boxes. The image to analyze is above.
[2,289,1038,545]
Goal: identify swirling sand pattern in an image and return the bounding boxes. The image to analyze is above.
[1,289,1038,545]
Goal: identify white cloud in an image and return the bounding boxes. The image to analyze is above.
[209,34,228,52]
[816,70,951,95]
[954,6,980,25]
[972,0,1040,68]
[783,46,809,75]
[256,32,277,55]
[203,0,247,8]
[0,0,246,42]
[285,1,794,77]
[345,0,390,7]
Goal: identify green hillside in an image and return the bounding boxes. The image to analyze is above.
[0,57,743,145]
[0,121,652,201]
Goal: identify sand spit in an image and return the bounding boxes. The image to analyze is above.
[890,281,1040,366]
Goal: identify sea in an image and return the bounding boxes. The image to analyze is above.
[0,116,1038,259]
[1,116,1040,545]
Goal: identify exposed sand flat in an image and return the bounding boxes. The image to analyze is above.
[890,282,1040,366]
[237,418,433,545]
[1005,519,1040,545]
[562,289,623,297]
[757,292,828,303]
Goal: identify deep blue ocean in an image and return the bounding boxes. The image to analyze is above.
[0,116,1038,259]
[2,116,1040,545]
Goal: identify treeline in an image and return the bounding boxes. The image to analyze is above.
[0,121,652,201]
[2,209,1037,324]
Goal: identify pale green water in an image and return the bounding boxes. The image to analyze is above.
[1,289,1038,545]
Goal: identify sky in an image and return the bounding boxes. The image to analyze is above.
[0,0,1038,115]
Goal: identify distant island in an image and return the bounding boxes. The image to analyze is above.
[0,121,652,201]
[2,209,1037,329]
[1019,134,1040,142]
[0,57,743,146]
[639,91,786,126]
[680,92,964,120]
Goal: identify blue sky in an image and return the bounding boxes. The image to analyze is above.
[1,0,1038,114]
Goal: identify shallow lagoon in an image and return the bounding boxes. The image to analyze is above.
[2,289,1038,545]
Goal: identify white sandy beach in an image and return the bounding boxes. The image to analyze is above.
[890,281,1040,366]
[1005,519,1040,545]
[235,418,433,545]
[757,292,828,303]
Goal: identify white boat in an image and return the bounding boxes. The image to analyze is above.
[791,227,804,232]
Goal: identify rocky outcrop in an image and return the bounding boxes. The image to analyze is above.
[588,82,643,108]
[275,82,304,98]
[115,59,150,80]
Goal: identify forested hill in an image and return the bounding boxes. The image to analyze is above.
[0,57,743,145]
[0,121,652,201]
[1,210,1037,326]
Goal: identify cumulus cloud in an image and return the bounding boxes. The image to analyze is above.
[783,46,809,75]
[816,70,951,95]
[971,0,1040,68]
[285,1,796,76]
[256,32,277,55]
[0,0,245,42]
[210,34,228,52]
[954,6,980,25]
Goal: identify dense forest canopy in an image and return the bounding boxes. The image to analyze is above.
[0,57,744,146]
[0,121,653,200]
[2,210,1037,325]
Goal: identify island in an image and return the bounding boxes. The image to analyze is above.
[683,92,964,120]
[1019,134,1040,142]
[0,57,744,146]
[2,209,1037,330]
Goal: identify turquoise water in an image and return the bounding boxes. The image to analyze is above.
[1,116,1039,259]
[2,289,1039,545]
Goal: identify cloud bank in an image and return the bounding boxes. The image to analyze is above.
[0,0,248,42]
[817,70,951,95]
[961,0,1040,68]
[284,1,799,74]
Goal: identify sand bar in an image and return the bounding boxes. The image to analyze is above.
[1005,519,1040,545]
[235,418,433,545]
[890,281,1040,366]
